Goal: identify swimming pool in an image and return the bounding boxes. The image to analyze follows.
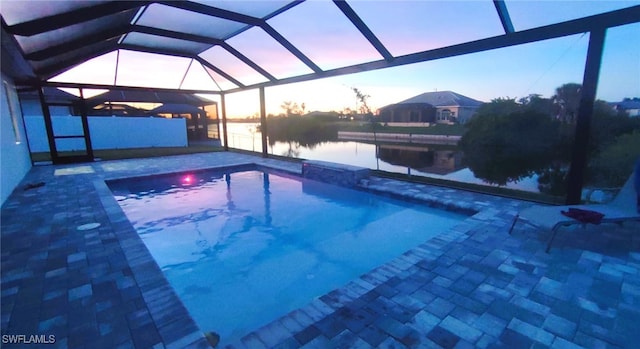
[108,167,466,346]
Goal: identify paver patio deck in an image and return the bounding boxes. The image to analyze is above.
[1,151,639,348]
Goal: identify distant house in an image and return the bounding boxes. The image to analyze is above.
[610,98,640,117]
[378,91,484,125]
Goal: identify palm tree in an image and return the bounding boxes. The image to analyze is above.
[552,83,582,123]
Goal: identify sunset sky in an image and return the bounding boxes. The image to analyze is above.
[48,1,640,118]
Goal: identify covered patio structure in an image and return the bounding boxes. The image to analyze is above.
[2,1,639,203]
[86,90,220,143]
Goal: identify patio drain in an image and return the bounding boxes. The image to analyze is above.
[77,223,101,231]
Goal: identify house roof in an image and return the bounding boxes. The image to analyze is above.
[388,91,484,109]
[398,91,484,107]
[611,98,640,110]
[1,2,638,94]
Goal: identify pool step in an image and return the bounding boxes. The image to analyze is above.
[302,160,370,188]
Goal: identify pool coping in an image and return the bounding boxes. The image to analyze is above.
[94,178,210,348]
[96,160,511,348]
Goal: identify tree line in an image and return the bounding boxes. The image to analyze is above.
[460,83,640,194]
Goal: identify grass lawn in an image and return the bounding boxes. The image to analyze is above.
[31,145,224,162]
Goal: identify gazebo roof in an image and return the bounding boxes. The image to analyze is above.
[85,90,216,107]
[149,103,208,115]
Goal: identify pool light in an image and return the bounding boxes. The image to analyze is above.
[182,174,194,185]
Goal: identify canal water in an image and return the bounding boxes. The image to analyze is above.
[223,122,540,192]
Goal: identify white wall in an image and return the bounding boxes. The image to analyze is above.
[1,75,32,206]
[24,115,188,152]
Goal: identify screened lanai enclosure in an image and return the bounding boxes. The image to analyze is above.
[2,1,639,204]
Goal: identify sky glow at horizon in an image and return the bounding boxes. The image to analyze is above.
[45,1,640,118]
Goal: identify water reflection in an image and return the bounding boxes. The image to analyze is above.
[377,145,463,176]
[224,122,539,192]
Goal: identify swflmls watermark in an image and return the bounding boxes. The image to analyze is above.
[2,334,56,344]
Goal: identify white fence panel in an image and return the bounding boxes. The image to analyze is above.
[24,116,187,152]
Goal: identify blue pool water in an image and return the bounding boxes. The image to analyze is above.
[109,168,466,346]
